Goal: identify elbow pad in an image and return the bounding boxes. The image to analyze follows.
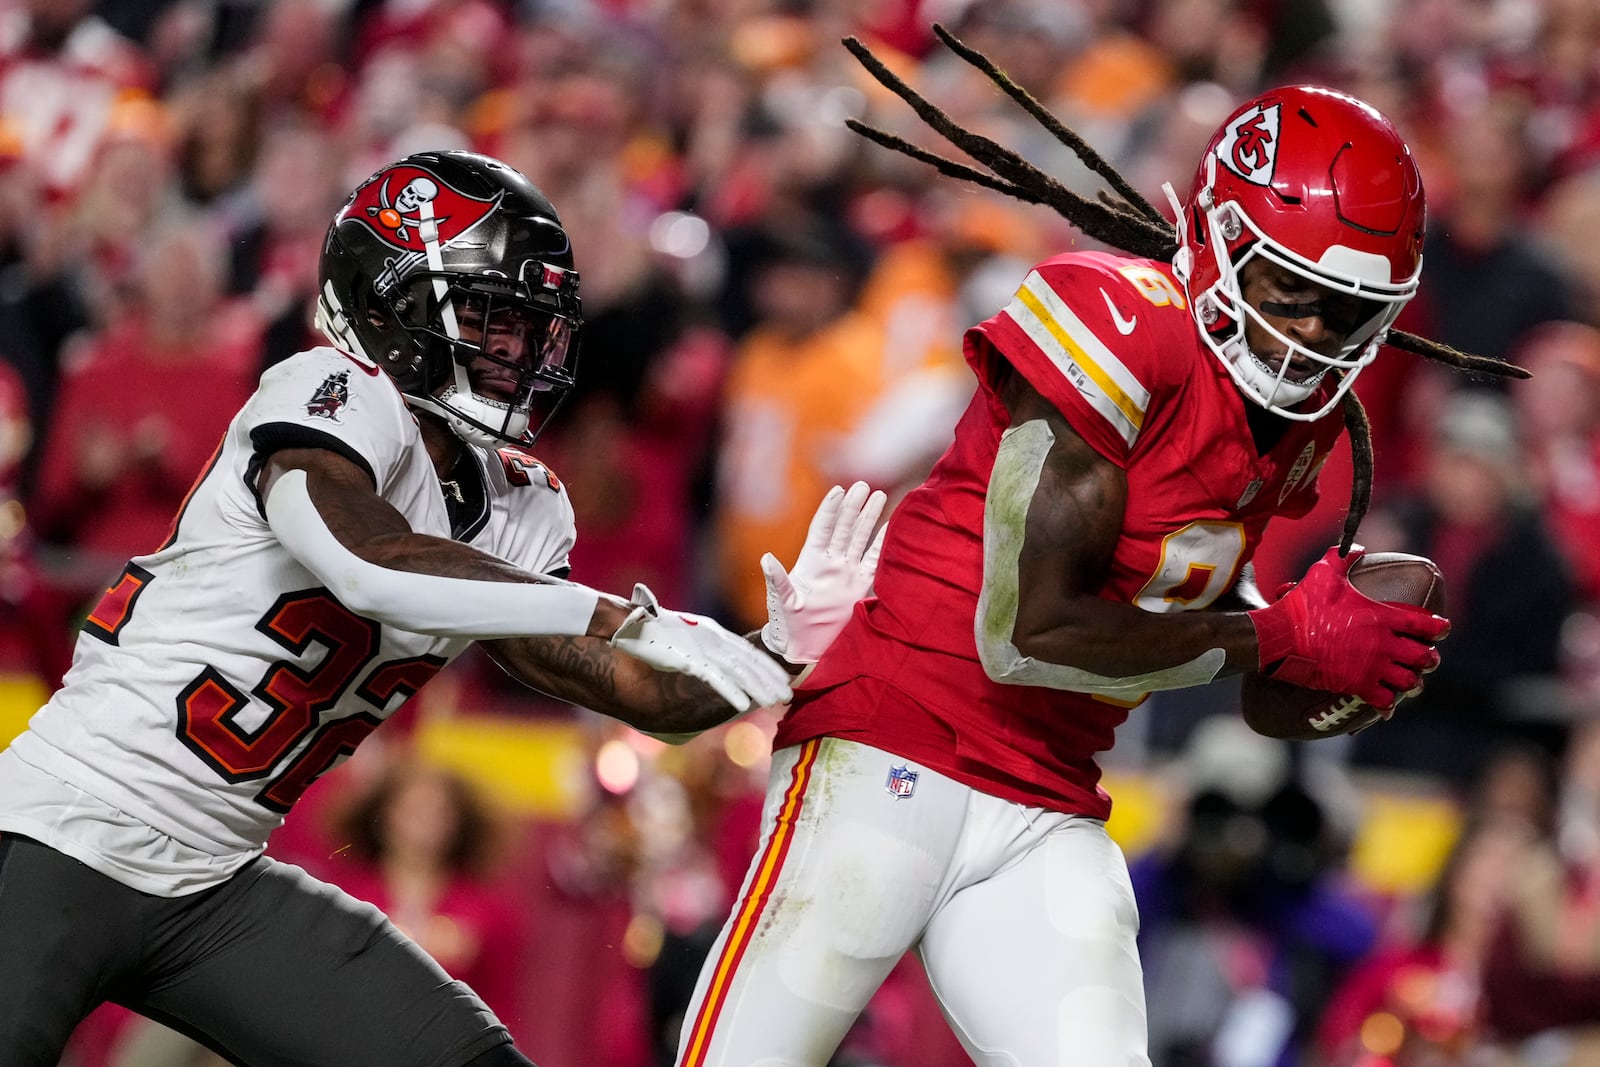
[265,469,602,639]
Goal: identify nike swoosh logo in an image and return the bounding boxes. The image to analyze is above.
[1100,288,1138,335]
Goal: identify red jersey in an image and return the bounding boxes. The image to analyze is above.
[774,252,1346,817]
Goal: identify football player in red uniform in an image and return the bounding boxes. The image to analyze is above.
[0,152,883,1067]
[673,34,1523,1067]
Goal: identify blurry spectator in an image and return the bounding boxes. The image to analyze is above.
[542,765,655,1067]
[842,191,1013,498]
[1314,816,1535,1067]
[1481,720,1600,1060]
[540,331,727,615]
[1352,391,1576,787]
[235,0,345,119]
[710,219,886,630]
[65,129,179,325]
[0,0,155,202]
[1557,720,1600,881]
[223,119,349,369]
[1539,172,1600,328]
[1511,322,1600,606]
[634,736,755,1066]
[0,344,73,686]
[1143,0,1287,97]
[1471,743,1563,841]
[169,66,262,208]
[1522,0,1600,181]
[336,40,469,187]
[0,161,91,493]
[31,215,260,588]
[1134,717,1379,1067]
[1409,98,1575,369]
[1053,0,1174,134]
[0,354,42,671]
[327,758,531,1043]
[349,0,514,87]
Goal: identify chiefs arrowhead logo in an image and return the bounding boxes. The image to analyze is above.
[1217,103,1281,186]
[340,163,500,253]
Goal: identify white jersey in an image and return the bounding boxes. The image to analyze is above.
[0,346,577,895]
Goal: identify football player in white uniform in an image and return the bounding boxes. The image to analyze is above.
[0,151,883,1067]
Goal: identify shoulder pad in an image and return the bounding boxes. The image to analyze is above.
[967,253,1193,457]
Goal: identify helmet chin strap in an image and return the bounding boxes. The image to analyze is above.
[1220,336,1322,409]
[410,390,529,449]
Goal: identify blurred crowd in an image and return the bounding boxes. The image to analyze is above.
[3,0,1600,1064]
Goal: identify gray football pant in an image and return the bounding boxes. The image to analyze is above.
[0,833,514,1067]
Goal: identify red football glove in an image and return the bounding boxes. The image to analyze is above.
[1247,545,1448,709]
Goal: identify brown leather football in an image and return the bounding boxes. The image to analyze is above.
[1241,552,1447,740]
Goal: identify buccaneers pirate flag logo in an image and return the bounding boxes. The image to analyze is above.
[343,164,500,252]
[305,369,350,420]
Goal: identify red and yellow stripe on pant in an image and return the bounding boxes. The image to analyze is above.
[678,739,822,1066]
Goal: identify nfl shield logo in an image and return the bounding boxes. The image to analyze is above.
[886,764,918,799]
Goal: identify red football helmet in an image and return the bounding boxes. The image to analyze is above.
[1166,85,1426,420]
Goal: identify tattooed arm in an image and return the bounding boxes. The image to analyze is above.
[973,365,1262,692]
[256,446,755,732]
[478,637,744,734]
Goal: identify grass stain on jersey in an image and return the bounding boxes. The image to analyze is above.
[977,420,1054,652]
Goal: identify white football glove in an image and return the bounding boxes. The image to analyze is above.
[609,583,792,712]
[760,481,888,664]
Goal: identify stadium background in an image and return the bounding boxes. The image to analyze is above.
[2,0,1600,1063]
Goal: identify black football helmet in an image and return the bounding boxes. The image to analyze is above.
[316,150,582,447]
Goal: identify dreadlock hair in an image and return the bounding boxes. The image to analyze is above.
[843,24,1530,552]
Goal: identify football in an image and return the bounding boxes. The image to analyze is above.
[1241,552,1447,741]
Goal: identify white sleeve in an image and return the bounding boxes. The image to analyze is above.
[265,469,613,639]
[974,419,1224,695]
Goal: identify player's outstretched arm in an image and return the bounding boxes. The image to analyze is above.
[487,587,793,730]
[973,368,1445,706]
[258,448,789,714]
[260,446,625,634]
[493,481,889,740]
[480,622,771,737]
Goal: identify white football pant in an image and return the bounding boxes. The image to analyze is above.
[675,737,1151,1066]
